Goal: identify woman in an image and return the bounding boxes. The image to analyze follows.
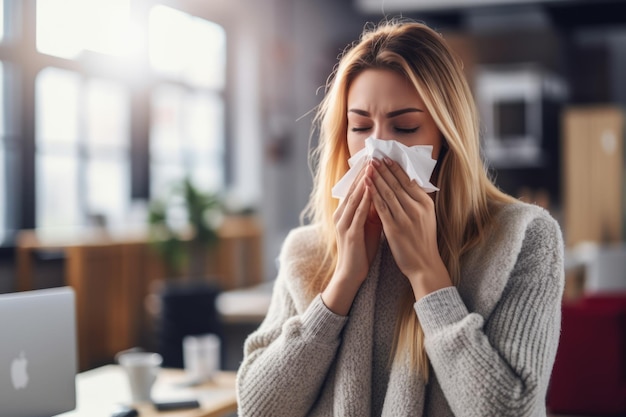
[237,20,564,417]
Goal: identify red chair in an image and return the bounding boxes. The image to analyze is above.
[547,293,626,416]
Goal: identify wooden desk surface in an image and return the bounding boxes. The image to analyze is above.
[55,365,237,417]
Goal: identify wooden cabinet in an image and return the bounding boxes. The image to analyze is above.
[562,106,624,247]
[15,216,264,371]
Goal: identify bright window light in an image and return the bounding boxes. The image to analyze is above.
[36,0,83,59]
[36,67,131,230]
[84,79,131,227]
[35,67,80,149]
[148,5,226,88]
[0,61,4,241]
[36,154,80,229]
[148,6,188,77]
[150,84,185,163]
[184,92,224,191]
[36,67,81,229]
[150,85,224,197]
[147,5,227,199]
[86,158,129,228]
[36,0,136,59]
[85,78,130,151]
[185,17,226,88]
[82,0,132,56]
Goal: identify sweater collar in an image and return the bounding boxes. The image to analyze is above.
[331,245,427,417]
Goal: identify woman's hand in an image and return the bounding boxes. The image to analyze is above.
[322,164,382,315]
[365,157,452,301]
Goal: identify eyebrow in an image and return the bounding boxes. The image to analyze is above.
[348,107,423,118]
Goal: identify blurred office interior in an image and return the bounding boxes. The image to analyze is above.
[0,0,625,415]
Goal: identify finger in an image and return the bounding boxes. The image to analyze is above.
[352,184,373,228]
[334,164,369,220]
[367,161,406,217]
[382,157,411,185]
[378,157,431,206]
[335,175,367,229]
[365,174,394,226]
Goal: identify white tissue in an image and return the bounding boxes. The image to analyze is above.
[331,137,439,199]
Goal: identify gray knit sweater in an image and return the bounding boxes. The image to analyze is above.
[236,202,564,417]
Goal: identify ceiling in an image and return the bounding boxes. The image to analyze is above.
[354,0,626,30]
[356,0,569,13]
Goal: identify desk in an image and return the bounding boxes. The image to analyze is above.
[216,281,273,324]
[16,216,264,293]
[55,365,237,417]
[16,216,264,371]
[54,365,595,417]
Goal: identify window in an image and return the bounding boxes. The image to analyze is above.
[0,0,7,241]
[150,85,225,198]
[36,0,135,59]
[84,79,131,228]
[35,68,81,229]
[35,68,131,230]
[0,0,229,240]
[0,0,22,242]
[0,61,5,241]
[148,5,226,198]
[148,5,226,88]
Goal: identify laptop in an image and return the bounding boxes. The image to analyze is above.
[0,286,77,417]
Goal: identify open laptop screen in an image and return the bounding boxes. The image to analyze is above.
[0,286,77,417]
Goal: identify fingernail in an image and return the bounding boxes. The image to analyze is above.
[371,158,381,167]
[383,157,393,166]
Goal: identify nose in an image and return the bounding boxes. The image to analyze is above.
[372,125,385,140]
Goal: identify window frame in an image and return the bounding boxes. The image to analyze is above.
[0,0,233,245]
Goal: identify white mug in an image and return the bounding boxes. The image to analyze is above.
[117,351,162,403]
[183,334,221,383]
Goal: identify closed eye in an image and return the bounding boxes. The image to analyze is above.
[395,127,419,134]
[351,127,371,132]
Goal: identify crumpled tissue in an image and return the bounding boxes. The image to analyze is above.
[331,137,439,199]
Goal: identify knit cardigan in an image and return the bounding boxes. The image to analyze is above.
[236,202,565,417]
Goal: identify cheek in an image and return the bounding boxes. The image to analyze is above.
[431,139,442,160]
[426,130,444,160]
[347,135,366,157]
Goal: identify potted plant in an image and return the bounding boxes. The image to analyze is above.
[146,177,226,367]
[147,177,223,280]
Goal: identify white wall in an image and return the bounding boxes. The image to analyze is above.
[257,0,365,281]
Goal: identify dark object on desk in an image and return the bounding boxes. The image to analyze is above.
[153,399,201,411]
[110,405,138,417]
[156,281,223,368]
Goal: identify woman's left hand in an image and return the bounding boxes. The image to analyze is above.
[365,157,452,300]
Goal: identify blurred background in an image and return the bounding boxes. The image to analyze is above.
[0,0,624,414]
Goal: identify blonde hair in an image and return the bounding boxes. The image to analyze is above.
[303,19,515,380]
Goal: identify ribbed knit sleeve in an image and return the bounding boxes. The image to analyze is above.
[236,229,348,417]
[414,215,564,417]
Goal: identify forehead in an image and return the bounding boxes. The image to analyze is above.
[347,68,424,109]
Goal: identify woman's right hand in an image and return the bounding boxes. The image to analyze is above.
[321,162,382,315]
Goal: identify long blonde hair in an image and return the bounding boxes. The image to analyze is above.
[303,20,515,380]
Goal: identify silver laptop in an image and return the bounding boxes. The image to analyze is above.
[0,287,77,417]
